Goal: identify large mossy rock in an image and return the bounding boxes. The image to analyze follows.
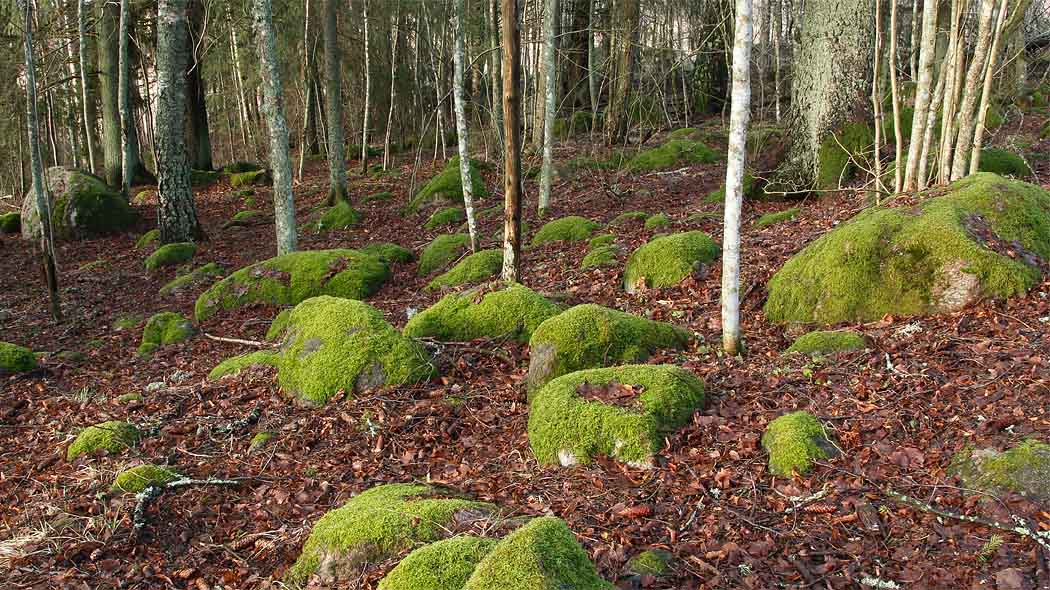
[426,249,503,291]
[275,296,433,405]
[624,231,720,292]
[408,156,488,212]
[284,483,496,588]
[312,201,362,232]
[194,249,389,321]
[418,234,470,276]
[0,341,37,374]
[625,139,720,173]
[761,411,836,477]
[765,173,1050,325]
[950,440,1050,504]
[138,312,196,356]
[404,284,561,343]
[66,420,140,461]
[144,242,196,270]
[528,365,705,467]
[379,536,497,590]
[785,330,866,355]
[527,304,691,391]
[21,167,137,240]
[531,216,600,247]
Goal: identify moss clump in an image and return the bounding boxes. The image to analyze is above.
[627,549,672,576]
[266,309,292,341]
[754,207,799,228]
[229,169,269,187]
[687,211,721,223]
[418,234,470,276]
[667,127,699,141]
[624,231,720,292]
[531,216,600,247]
[626,139,720,173]
[112,313,144,331]
[424,207,467,230]
[978,148,1032,177]
[588,234,615,248]
[644,213,670,230]
[405,284,561,343]
[463,517,614,590]
[704,173,761,204]
[364,191,395,203]
[159,263,224,296]
[379,536,498,590]
[313,201,362,232]
[223,161,262,174]
[135,229,160,250]
[360,242,415,264]
[208,351,279,380]
[815,121,875,191]
[527,304,691,391]
[528,365,704,466]
[223,209,266,228]
[950,440,1050,503]
[580,245,620,269]
[111,464,181,494]
[0,212,21,234]
[284,483,495,588]
[786,330,866,355]
[277,296,433,405]
[66,420,140,461]
[765,173,1050,325]
[426,249,503,291]
[761,411,834,476]
[194,249,390,322]
[144,242,196,270]
[984,103,1005,129]
[23,169,138,240]
[116,392,143,404]
[249,431,276,453]
[0,342,37,374]
[409,157,488,212]
[139,312,196,356]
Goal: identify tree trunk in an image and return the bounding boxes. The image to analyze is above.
[538,0,559,214]
[490,0,504,137]
[383,5,402,171]
[118,0,133,199]
[561,0,590,109]
[324,0,348,205]
[453,0,481,253]
[501,0,523,283]
[602,0,640,145]
[969,0,1010,174]
[949,0,996,180]
[360,0,372,172]
[98,0,122,187]
[185,0,214,171]
[78,0,98,175]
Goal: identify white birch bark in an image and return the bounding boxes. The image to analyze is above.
[903,0,938,190]
[78,0,97,175]
[360,0,372,172]
[889,0,903,193]
[118,0,132,199]
[453,0,480,253]
[383,6,402,171]
[949,0,996,180]
[969,0,1010,174]
[538,0,559,214]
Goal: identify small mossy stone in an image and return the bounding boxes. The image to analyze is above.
[527,304,691,391]
[132,190,153,205]
[194,249,390,322]
[761,411,835,476]
[360,242,415,264]
[116,392,143,404]
[404,283,561,343]
[223,161,262,174]
[531,216,600,247]
[627,549,672,576]
[144,242,196,271]
[284,483,495,588]
[112,313,144,331]
[624,231,720,292]
[418,234,470,276]
[644,213,670,230]
[588,234,615,248]
[223,209,267,229]
[949,439,1050,504]
[426,249,503,291]
[66,420,140,461]
[229,169,270,187]
[785,330,866,355]
[159,263,224,296]
[21,168,138,240]
[528,364,705,466]
[249,431,276,453]
[379,536,498,590]
[687,211,721,223]
[754,207,799,228]
[266,309,292,341]
[111,464,181,494]
[409,156,488,212]
[626,139,720,173]
[208,350,279,380]
[135,229,160,250]
[424,207,466,230]
[0,212,21,234]
[314,201,362,232]
[364,191,395,203]
[580,245,620,269]
[978,148,1032,177]
[138,312,196,356]
[0,342,37,374]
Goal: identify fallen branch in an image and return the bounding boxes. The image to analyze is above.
[203,332,274,348]
[133,477,243,537]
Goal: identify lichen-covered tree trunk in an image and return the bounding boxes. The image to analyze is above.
[602,0,640,145]
[185,0,214,171]
[78,0,98,175]
[774,0,875,192]
[453,0,480,253]
[98,1,122,187]
[561,0,590,109]
[538,0,559,214]
[360,0,372,173]
[382,8,401,172]
[252,0,297,256]
[501,0,523,283]
[118,0,133,199]
[490,0,504,136]
[156,0,203,244]
[323,0,347,205]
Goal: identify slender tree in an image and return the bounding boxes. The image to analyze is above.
[323,0,347,204]
[603,0,640,144]
[453,0,480,252]
[78,0,97,175]
[98,0,122,187]
[501,0,523,283]
[186,0,214,171]
[118,0,133,199]
[360,0,372,172]
[537,0,559,215]
[382,4,402,171]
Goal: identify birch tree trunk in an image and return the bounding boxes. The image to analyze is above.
[889,0,903,193]
[453,0,481,253]
[501,0,523,283]
[722,0,753,356]
[383,6,402,171]
[118,0,133,199]
[949,0,996,181]
[969,0,1010,175]
[323,0,348,205]
[78,0,97,175]
[252,0,297,256]
[903,0,938,190]
[490,0,504,137]
[360,0,372,173]
[538,0,559,215]
[228,5,255,157]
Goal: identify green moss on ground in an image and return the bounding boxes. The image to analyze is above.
[379,536,498,590]
[360,243,415,264]
[950,439,1050,503]
[686,211,721,223]
[229,169,269,187]
[426,249,503,291]
[133,190,153,205]
[144,242,196,270]
[624,231,720,292]
[135,229,160,250]
[418,234,470,276]
[704,173,761,204]
[284,483,495,588]
[531,216,600,247]
[528,365,705,466]
[984,103,1005,129]
[978,148,1032,177]
[785,330,866,355]
[626,139,720,173]
[249,431,276,452]
[27,170,139,239]
[627,549,672,576]
[754,207,800,228]
[139,312,196,356]
[0,212,21,234]
[311,201,362,232]
[764,173,1050,325]
[588,234,615,248]
[364,191,395,203]
[159,263,224,296]
[66,420,140,461]
[190,169,220,186]
[527,304,691,391]
[404,284,561,343]
[267,309,292,341]
[223,210,266,228]
[112,313,144,331]
[208,351,279,380]
[116,392,143,404]
[667,127,699,141]
[580,245,620,269]
[223,161,262,174]
[425,207,467,230]
[111,464,181,494]
[761,411,834,476]
[194,249,390,322]
[409,157,488,212]
[0,342,37,374]
[644,213,670,230]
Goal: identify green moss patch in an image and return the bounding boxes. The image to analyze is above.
[0,212,21,234]
[426,249,503,291]
[704,173,762,204]
[144,242,196,270]
[409,157,488,212]
[249,431,276,453]
[313,201,363,232]
[190,169,220,186]
[588,234,616,248]
[644,213,671,230]
[816,122,875,191]
[978,148,1032,177]
[425,207,467,230]
[364,191,395,203]
[159,263,224,296]
[23,169,138,240]
[528,365,704,466]
[527,304,691,391]
[624,231,720,292]
[627,549,672,576]
[66,420,140,461]
[379,536,498,590]
[785,330,866,355]
[194,249,389,322]
[360,243,415,264]
[139,312,196,356]
[266,309,293,341]
[111,464,181,494]
[135,229,160,250]
[765,173,1050,325]
[580,245,620,269]
[626,139,720,173]
[223,161,262,174]
[418,234,470,276]
[405,284,561,343]
[208,350,279,380]
[133,190,154,205]
[531,216,600,247]
[229,169,270,187]
[112,313,144,331]
[223,209,267,228]
[761,411,835,476]
[950,439,1050,504]
[754,207,799,228]
[0,342,37,374]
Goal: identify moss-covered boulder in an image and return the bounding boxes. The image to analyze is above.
[379,536,498,590]
[624,231,720,292]
[762,411,836,476]
[785,330,866,355]
[424,207,467,230]
[111,464,181,494]
[527,304,691,391]
[208,350,279,380]
[626,139,720,173]
[0,342,37,374]
[426,249,503,291]
[950,440,1050,504]
[313,201,362,232]
[135,228,160,250]
[418,234,470,276]
[754,207,799,228]
[408,157,488,212]
[978,148,1032,177]
[360,242,415,264]
[528,365,704,467]
[21,167,137,240]
[581,245,620,269]
[0,212,21,234]
[276,296,433,405]
[229,169,270,187]
[66,420,140,461]
[223,209,268,229]
[531,216,600,247]
[267,309,293,341]
[144,242,196,270]
[405,284,560,343]
[159,263,224,296]
[608,211,649,227]
[194,249,389,321]
[765,173,1050,325]
[138,312,196,356]
[284,483,495,588]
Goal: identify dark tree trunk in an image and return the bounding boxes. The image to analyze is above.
[501,0,523,283]
[602,0,639,144]
[185,0,214,171]
[561,0,590,109]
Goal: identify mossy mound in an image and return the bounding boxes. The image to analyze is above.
[379,536,498,590]
[0,342,37,374]
[0,212,21,234]
[624,231,720,292]
[229,169,270,187]
[249,431,276,453]
[627,549,672,576]
[360,243,415,264]
[761,411,835,476]
[194,249,389,322]
[138,312,196,356]
[135,229,160,250]
[785,330,866,355]
[313,201,362,232]
[112,313,144,331]
[588,234,615,248]
[531,216,600,247]
[527,304,691,391]
[978,148,1032,177]
[418,234,470,276]
[111,464,181,494]
[626,139,720,173]
[223,209,267,229]
[755,207,799,228]
[66,420,140,461]
[580,245,620,269]
[159,263,224,296]
[364,191,395,203]
[222,161,262,174]
[276,296,433,405]
[144,242,196,271]
[704,173,762,203]
[266,309,292,341]
[644,213,670,230]
[815,122,875,191]
[284,483,495,587]
[409,157,488,212]
[608,211,649,227]
[528,365,704,467]
[667,127,699,141]
[424,207,466,230]
[404,284,561,343]
[950,439,1050,504]
[190,169,220,186]
[765,173,1050,325]
[21,167,138,240]
[426,249,503,291]
[208,350,279,380]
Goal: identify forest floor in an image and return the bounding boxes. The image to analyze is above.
[2,117,1050,590]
